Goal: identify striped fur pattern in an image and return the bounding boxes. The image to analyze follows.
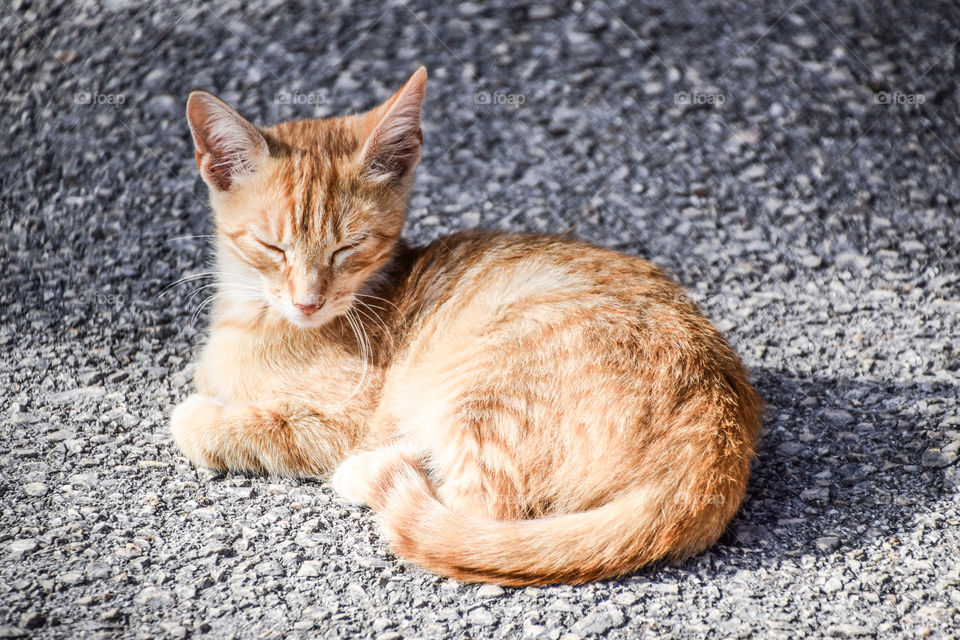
[170,68,763,586]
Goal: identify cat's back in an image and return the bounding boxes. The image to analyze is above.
[394,231,710,343]
[388,230,747,405]
[398,231,683,310]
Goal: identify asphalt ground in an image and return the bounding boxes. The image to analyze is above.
[1,0,959,638]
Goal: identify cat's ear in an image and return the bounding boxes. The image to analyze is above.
[360,67,427,184]
[186,91,268,192]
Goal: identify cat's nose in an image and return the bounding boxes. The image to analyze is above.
[294,296,325,316]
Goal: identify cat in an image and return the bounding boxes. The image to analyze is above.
[170,67,763,586]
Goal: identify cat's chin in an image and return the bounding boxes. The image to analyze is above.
[278,306,343,330]
[282,313,333,330]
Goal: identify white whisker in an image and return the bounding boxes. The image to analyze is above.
[343,308,370,402]
[190,293,220,326]
[155,269,265,302]
[164,234,216,244]
[354,292,402,313]
[153,272,216,300]
[354,299,390,336]
[185,282,224,303]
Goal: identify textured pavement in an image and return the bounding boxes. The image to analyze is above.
[2,0,959,638]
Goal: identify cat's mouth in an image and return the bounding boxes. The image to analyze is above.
[283,306,334,329]
[277,296,351,330]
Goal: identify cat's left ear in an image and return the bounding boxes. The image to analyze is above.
[186,91,269,192]
[360,67,427,185]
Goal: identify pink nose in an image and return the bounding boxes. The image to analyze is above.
[294,297,324,316]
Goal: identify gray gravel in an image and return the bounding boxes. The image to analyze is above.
[2,0,960,638]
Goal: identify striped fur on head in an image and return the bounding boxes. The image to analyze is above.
[185,68,426,329]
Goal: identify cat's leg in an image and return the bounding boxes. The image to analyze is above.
[169,394,357,476]
[332,440,527,520]
[420,406,532,521]
[331,442,424,507]
[433,452,527,521]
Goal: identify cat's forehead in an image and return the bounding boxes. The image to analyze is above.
[237,116,394,244]
[261,127,365,243]
[284,154,345,241]
[267,117,361,156]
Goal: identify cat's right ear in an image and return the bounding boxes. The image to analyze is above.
[186,91,268,192]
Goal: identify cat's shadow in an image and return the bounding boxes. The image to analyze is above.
[200,364,952,581]
[705,365,952,567]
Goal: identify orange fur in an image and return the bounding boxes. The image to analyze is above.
[170,68,762,586]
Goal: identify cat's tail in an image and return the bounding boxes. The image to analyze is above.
[364,448,750,586]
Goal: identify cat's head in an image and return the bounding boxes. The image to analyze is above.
[185,68,426,329]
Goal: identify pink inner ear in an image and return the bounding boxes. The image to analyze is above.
[203,148,238,192]
[187,92,267,192]
[362,69,426,183]
[367,127,423,182]
[193,147,233,192]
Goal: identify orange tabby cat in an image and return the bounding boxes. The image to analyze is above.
[170,67,762,586]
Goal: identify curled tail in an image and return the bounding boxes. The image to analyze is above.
[367,452,749,586]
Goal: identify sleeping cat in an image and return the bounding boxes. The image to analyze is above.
[170,67,762,586]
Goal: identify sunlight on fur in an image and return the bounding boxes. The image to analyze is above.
[169,67,763,586]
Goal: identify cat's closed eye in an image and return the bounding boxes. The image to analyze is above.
[330,238,365,266]
[253,236,287,261]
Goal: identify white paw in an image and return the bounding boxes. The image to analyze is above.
[332,444,422,506]
[169,395,224,467]
[331,451,380,506]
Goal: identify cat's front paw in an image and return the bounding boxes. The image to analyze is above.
[170,394,226,470]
